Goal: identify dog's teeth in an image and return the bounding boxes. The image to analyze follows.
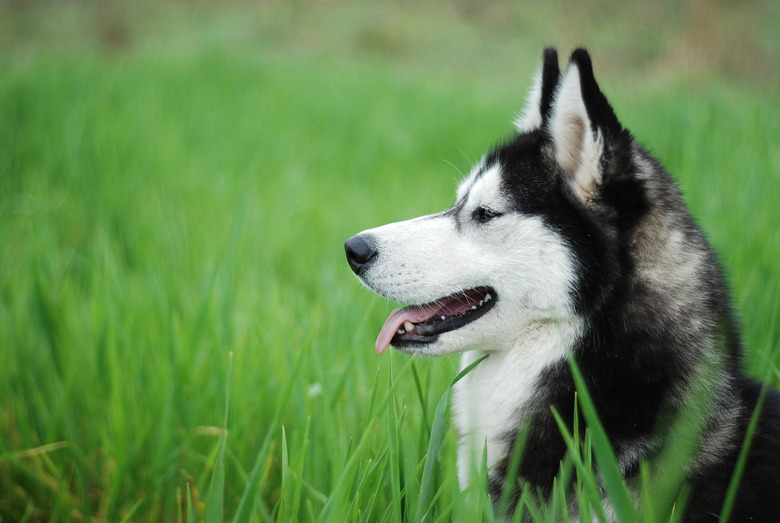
[397,328,405,334]
[479,300,484,306]
[485,293,492,302]
[441,316,446,321]
[471,305,477,310]
[403,321,414,332]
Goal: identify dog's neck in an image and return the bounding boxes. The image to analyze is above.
[452,317,581,488]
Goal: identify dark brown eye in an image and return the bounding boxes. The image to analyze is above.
[473,206,501,223]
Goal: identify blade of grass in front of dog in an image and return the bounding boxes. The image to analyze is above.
[551,407,609,523]
[579,430,600,523]
[205,352,233,523]
[544,445,576,522]
[669,488,692,523]
[647,347,723,520]
[416,355,488,522]
[719,381,769,522]
[638,463,655,523]
[480,442,498,522]
[569,359,638,522]
[549,393,581,523]
[497,420,529,517]
[517,489,541,522]
[553,475,571,523]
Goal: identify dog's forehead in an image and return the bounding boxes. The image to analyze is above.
[456,160,504,205]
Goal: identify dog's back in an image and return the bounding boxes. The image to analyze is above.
[686,382,780,520]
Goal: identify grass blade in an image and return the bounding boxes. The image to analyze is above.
[233,341,309,522]
[415,355,488,522]
[719,381,769,521]
[411,362,432,440]
[568,359,638,522]
[387,359,403,523]
[187,483,195,523]
[279,426,290,519]
[645,347,723,520]
[497,420,529,518]
[205,352,233,523]
[551,406,609,523]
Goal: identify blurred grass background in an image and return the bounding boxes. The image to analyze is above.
[1,0,778,521]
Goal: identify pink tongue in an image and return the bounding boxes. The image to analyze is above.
[375,304,438,355]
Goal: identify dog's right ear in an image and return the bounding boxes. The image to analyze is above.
[514,47,560,133]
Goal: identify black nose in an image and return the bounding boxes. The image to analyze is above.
[345,235,378,275]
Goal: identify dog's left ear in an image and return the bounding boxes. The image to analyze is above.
[548,49,624,204]
[514,47,560,133]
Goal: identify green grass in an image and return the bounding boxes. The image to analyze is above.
[1,1,778,521]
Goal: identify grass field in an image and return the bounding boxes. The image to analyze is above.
[1,1,778,521]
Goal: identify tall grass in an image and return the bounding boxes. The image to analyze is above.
[1,4,778,521]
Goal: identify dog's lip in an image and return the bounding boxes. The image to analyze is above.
[375,287,497,354]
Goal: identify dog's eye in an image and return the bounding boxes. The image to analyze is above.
[473,206,501,223]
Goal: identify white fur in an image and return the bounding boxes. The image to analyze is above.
[513,59,545,133]
[549,63,603,203]
[454,318,580,487]
[456,157,487,202]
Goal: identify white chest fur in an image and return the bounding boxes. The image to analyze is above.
[452,321,577,488]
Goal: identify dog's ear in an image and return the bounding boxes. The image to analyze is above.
[548,49,623,204]
[514,47,560,133]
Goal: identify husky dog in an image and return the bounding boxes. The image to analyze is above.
[344,48,780,520]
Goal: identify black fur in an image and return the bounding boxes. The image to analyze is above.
[538,47,560,123]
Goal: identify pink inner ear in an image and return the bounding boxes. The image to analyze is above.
[549,64,603,205]
[549,64,588,175]
[557,115,586,174]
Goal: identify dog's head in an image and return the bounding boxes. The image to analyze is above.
[346,48,643,357]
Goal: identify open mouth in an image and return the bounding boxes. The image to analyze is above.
[375,286,497,354]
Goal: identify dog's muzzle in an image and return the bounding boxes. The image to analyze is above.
[345,235,377,276]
